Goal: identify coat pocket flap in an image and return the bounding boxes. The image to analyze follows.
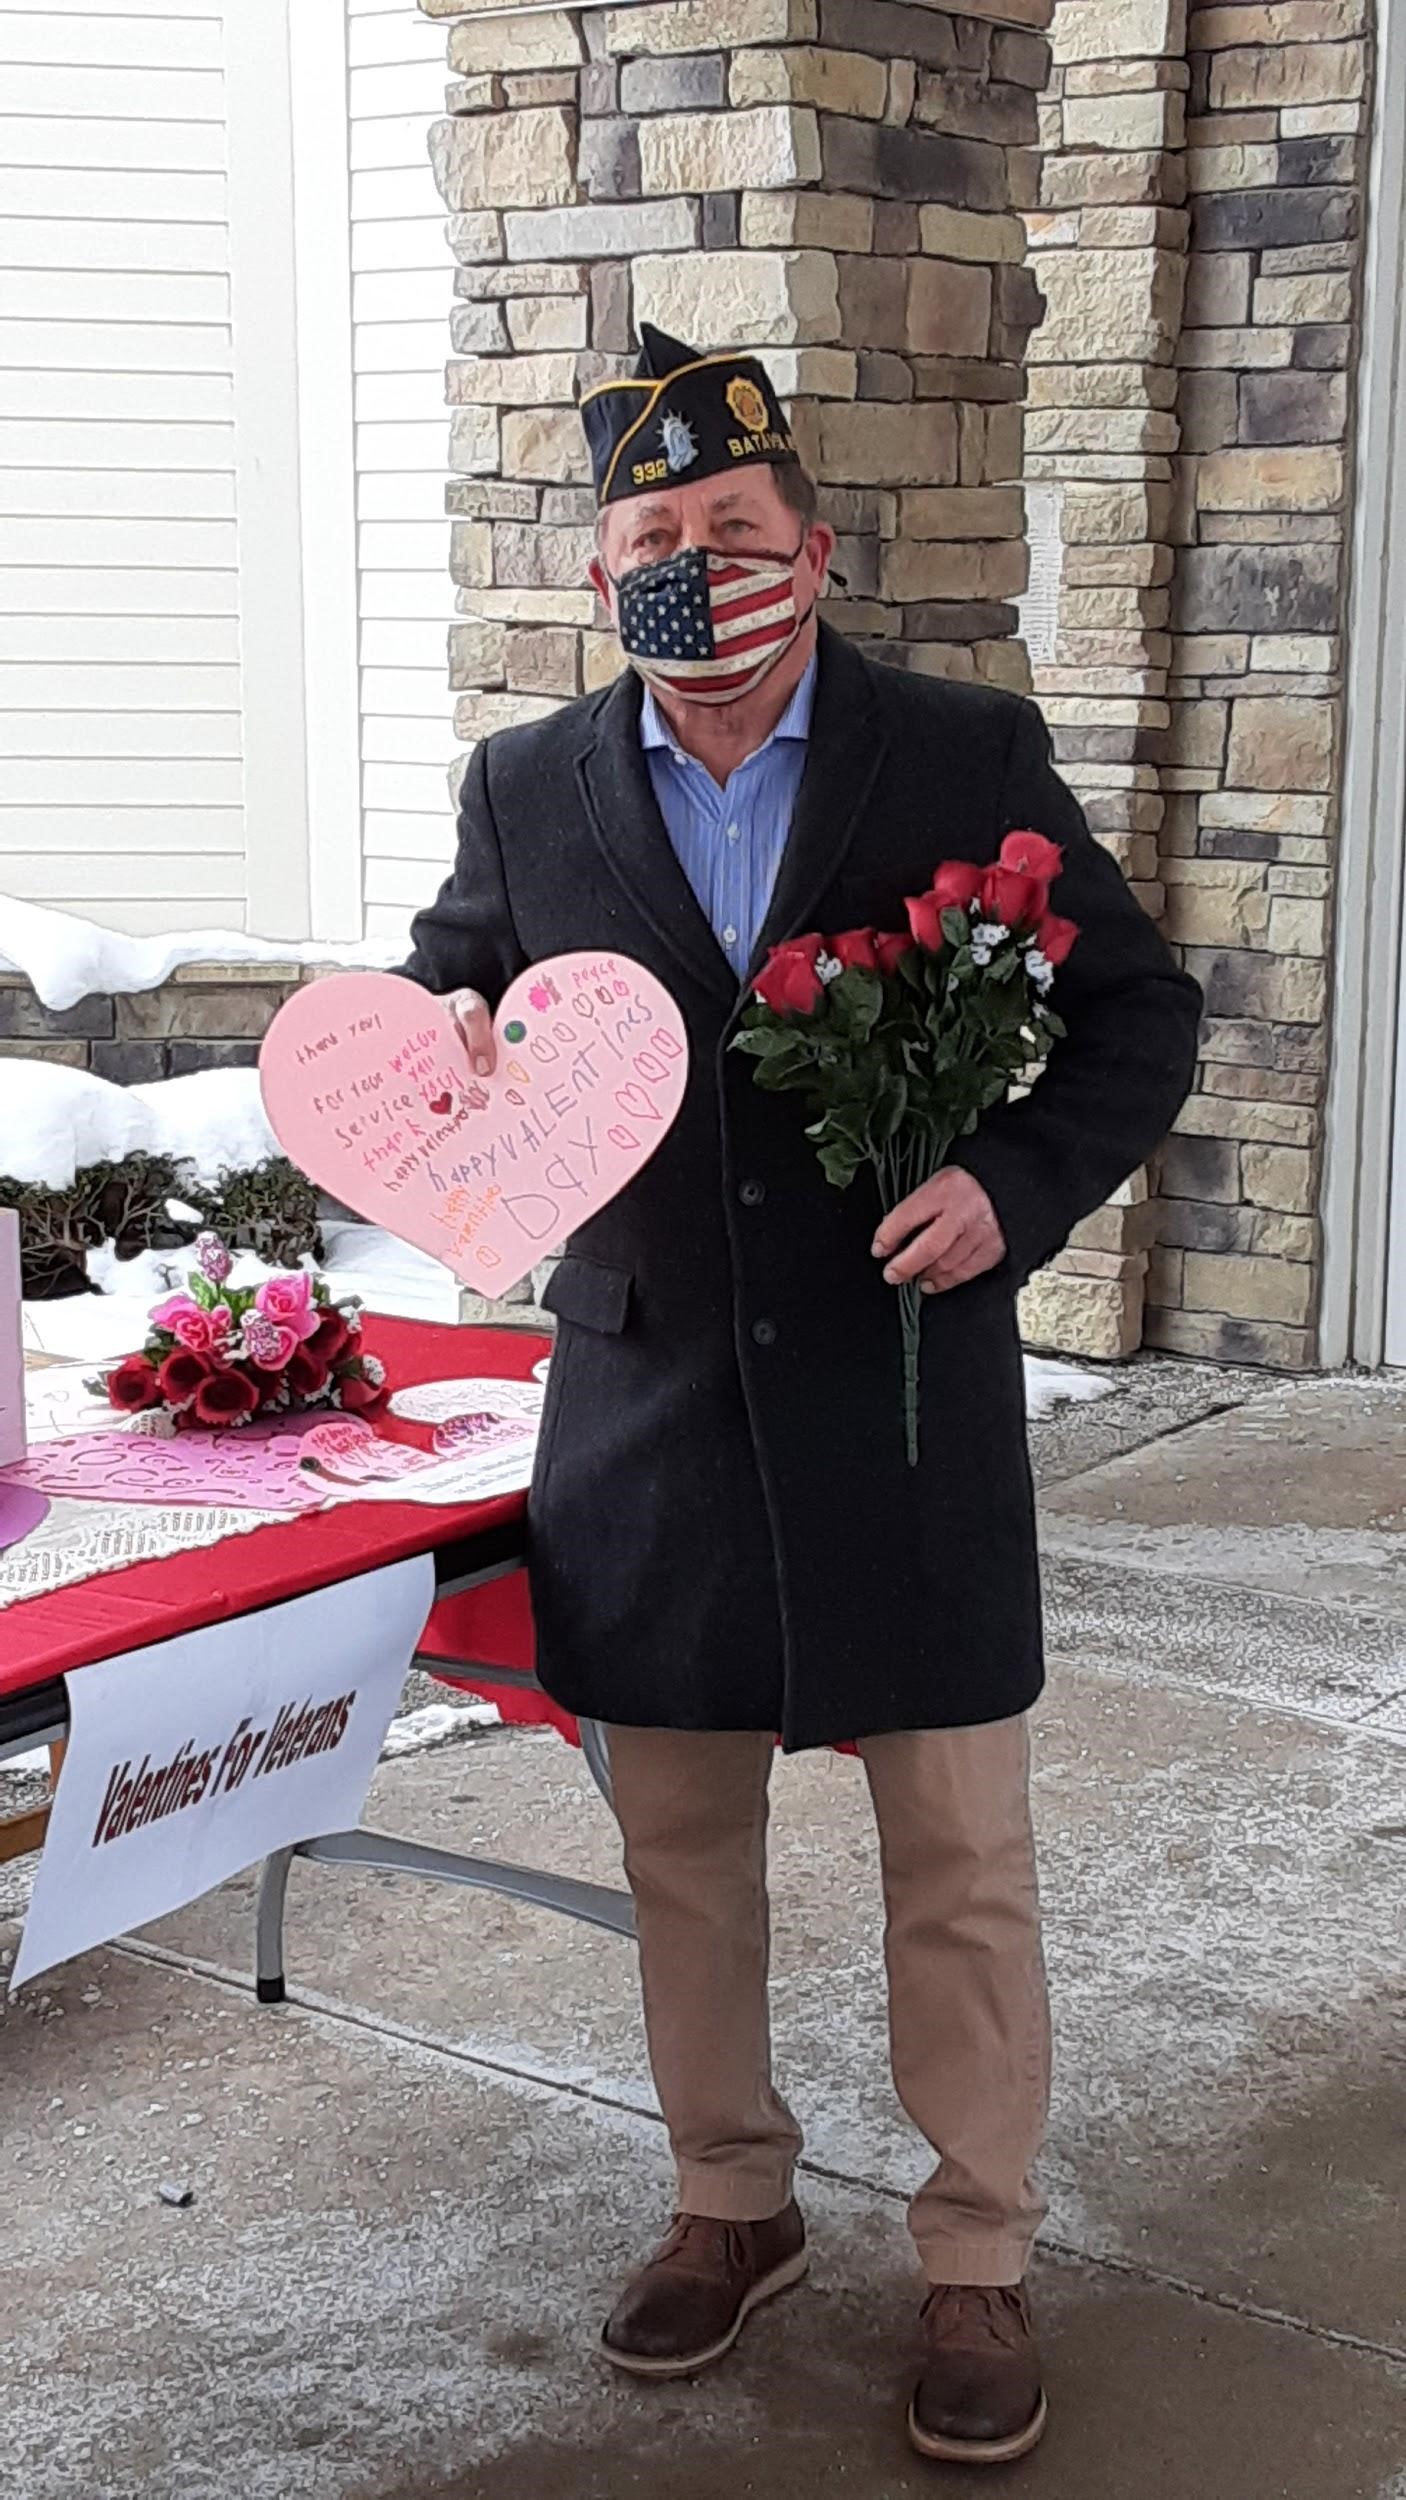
[540,1254,633,1335]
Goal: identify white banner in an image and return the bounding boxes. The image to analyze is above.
[12,1553,435,1989]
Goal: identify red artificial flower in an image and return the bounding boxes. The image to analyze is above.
[829,927,880,971]
[906,861,986,951]
[309,1310,352,1364]
[1000,828,1064,884]
[875,930,917,974]
[1038,911,1080,967]
[192,1366,260,1427]
[979,863,1049,933]
[157,1347,210,1406]
[107,1354,162,1413]
[754,933,824,1017]
[338,1368,389,1419]
[931,859,985,915]
[286,1346,331,1401]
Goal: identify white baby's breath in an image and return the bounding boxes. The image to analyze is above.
[1026,950,1055,993]
[815,951,844,985]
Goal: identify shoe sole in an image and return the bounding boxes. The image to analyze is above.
[600,2247,810,2380]
[907,2386,1048,2466]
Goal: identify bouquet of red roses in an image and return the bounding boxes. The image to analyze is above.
[732,830,1078,1465]
[92,1232,389,1429]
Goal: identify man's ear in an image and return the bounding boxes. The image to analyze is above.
[806,522,837,590]
[588,552,611,607]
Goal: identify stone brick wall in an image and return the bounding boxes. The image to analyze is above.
[423,0,1053,732]
[1028,0,1370,1368]
[0,967,312,1079]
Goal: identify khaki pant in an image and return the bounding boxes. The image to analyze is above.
[604,1718,1051,2288]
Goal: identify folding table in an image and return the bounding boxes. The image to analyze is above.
[0,1315,633,1993]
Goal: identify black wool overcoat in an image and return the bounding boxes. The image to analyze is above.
[404,625,1202,1750]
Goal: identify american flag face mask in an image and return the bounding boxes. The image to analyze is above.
[613,542,806,708]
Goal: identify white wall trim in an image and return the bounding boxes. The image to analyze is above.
[222,0,312,937]
[1319,0,1406,1368]
[289,0,364,943]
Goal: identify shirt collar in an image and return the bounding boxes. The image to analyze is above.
[640,653,818,761]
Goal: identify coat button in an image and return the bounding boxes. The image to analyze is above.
[751,1317,777,1347]
[739,1178,766,1207]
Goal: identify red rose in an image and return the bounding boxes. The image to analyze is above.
[192,1367,260,1426]
[157,1347,209,1406]
[338,1368,389,1419]
[1037,911,1079,967]
[108,1355,162,1413]
[1000,828,1064,884]
[829,927,879,971]
[286,1346,331,1401]
[754,933,824,1017]
[906,862,985,951]
[309,1310,352,1364]
[979,864,1048,933]
[874,931,916,974]
[931,860,985,915]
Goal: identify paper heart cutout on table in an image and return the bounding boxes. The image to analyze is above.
[259,957,689,1296]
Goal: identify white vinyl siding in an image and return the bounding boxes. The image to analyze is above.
[0,1,245,934]
[348,0,457,946]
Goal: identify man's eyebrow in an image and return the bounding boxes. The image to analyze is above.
[627,499,676,523]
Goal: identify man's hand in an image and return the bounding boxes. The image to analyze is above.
[872,1169,1006,1295]
[446,987,496,1076]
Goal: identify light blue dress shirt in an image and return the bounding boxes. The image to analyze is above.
[640,656,817,982]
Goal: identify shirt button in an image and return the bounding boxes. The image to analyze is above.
[722,924,739,948]
[726,822,741,844]
[739,1179,766,1208]
[751,1317,777,1347]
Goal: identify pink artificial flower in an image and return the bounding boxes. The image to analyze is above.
[254,1272,319,1343]
[194,1230,233,1287]
[150,1292,203,1336]
[242,1314,299,1371]
[168,1305,227,1356]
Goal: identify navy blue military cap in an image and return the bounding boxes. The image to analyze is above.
[579,323,797,507]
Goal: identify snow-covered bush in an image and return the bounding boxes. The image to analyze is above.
[0,1061,321,1298]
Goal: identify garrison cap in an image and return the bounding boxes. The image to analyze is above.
[579,323,797,507]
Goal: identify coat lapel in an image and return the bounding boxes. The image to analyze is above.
[744,624,888,991]
[575,671,736,1004]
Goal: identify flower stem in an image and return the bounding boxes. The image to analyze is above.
[899,1278,921,1468]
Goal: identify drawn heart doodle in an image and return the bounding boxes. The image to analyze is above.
[258,955,690,1297]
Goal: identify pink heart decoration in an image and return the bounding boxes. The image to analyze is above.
[258,956,689,1296]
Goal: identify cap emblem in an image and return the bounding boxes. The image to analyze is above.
[658,407,699,475]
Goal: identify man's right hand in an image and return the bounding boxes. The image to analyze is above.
[446,987,496,1076]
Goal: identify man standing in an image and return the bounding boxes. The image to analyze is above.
[405,324,1201,2466]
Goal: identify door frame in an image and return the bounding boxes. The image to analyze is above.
[221,0,363,942]
[1319,0,1406,1367]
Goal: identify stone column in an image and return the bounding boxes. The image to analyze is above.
[1147,0,1368,1369]
[1018,0,1188,1360]
[420,0,1051,742]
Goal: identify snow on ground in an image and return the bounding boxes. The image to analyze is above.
[1024,1355,1117,1418]
[380,1699,500,1757]
[0,894,399,1015]
[0,1061,279,1192]
[21,1222,460,1363]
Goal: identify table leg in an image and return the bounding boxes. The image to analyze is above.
[577,1717,615,1812]
[255,1846,295,2005]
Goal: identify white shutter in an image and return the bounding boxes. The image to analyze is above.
[344,3,457,946]
[0,6,246,932]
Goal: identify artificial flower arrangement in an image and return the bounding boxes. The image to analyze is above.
[92,1232,388,1429]
[732,830,1079,1466]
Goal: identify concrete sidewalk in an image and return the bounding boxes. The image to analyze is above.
[3,1359,1404,2499]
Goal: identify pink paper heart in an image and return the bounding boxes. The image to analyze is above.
[258,956,689,1295]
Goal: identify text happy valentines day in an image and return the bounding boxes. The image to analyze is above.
[260,958,690,1294]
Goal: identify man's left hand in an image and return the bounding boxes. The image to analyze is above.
[872,1169,1006,1294]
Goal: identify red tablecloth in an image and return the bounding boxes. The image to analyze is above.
[0,1317,548,1703]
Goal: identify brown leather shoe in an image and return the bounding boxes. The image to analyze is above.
[908,2283,1048,2466]
[601,2202,807,2378]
